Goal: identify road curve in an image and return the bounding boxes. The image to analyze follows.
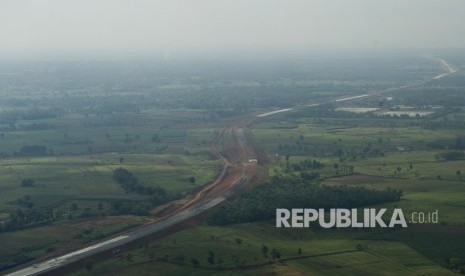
[255,57,457,118]
[4,57,457,276]
[5,124,255,276]
[6,197,227,276]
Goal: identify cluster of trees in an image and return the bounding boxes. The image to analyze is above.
[0,109,60,123]
[332,163,355,174]
[1,208,55,231]
[261,245,281,260]
[21,109,61,120]
[208,174,402,225]
[290,159,324,171]
[454,135,465,150]
[422,119,465,130]
[16,195,34,208]
[445,257,465,272]
[435,151,465,161]
[109,199,153,216]
[1,167,183,232]
[2,200,99,232]
[21,178,34,187]
[428,135,465,150]
[286,158,354,178]
[112,168,180,214]
[113,168,138,191]
[277,139,386,161]
[299,171,320,181]
[18,145,47,156]
[113,168,166,196]
[398,87,465,107]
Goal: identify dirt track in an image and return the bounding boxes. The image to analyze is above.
[5,56,456,276]
[4,121,258,276]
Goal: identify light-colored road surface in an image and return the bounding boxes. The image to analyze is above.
[433,57,457,79]
[5,124,254,276]
[4,57,457,276]
[257,108,293,117]
[335,94,370,102]
[253,57,457,118]
[6,197,227,276]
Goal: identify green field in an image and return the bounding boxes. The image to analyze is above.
[70,223,456,276]
[73,93,465,275]
[0,109,223,270]
[2,55,465,274]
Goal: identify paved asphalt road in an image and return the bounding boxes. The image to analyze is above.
[6,197,226,276]
[4,57,456,276]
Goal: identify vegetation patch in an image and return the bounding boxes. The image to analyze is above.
[208,174,402,225]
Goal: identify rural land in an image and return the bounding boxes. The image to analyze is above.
[1,51,465,275]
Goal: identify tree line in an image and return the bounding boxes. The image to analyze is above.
[112,168,181,215]
[208,174,402,225]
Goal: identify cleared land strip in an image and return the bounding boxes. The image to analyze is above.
[4,57,456,276]
[4,125,255,276]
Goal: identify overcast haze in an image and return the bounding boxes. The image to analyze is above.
[1,0,465,58]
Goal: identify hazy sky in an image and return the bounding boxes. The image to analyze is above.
[1,0,465,58]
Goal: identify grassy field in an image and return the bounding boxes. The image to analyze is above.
[0,109,223,270]
[70,222,455,276]
[2,56,464,274]
[70,107,465,275]
[0,153,221,207]
[0,215,147,271]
